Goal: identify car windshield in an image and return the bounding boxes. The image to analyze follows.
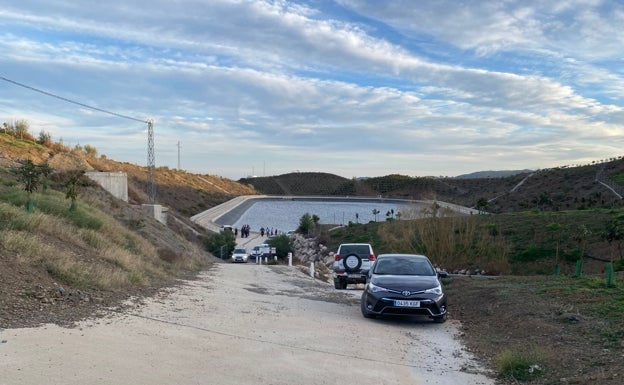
[373,257,435,276]
[234,249,246,253]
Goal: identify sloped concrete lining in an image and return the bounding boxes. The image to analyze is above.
[85,171,128,202]
[190,195,263,233]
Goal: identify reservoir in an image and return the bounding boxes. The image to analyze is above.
[217,197,414,233]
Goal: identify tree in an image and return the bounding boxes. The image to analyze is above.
[604,216,624,262]
[572,224,592,265]
[39,162,53,192]
[64,170,85,210]
[476,197,489,214]
[37,130,52,146]
[15,159,46,212]
[534,193,552,211]
[84,144,98,158]
[297,213,314,235]
[546,222,563,273]
[267,234,293,259]
[202,230,236,259]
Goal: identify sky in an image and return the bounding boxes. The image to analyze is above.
[1,0,623,180]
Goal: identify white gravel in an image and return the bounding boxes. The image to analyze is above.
[0,263,494,385]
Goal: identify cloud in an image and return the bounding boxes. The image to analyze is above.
[1,0,623,180]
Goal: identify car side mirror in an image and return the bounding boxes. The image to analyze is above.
[437,271,449,279]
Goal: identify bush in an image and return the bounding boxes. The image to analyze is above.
[267,234,292,259]
[202,231,236,259]
[495,345,548,381]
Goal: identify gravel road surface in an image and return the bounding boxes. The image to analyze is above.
[1,263,494,385]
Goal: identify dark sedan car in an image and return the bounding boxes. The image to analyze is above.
[360,254,448,323]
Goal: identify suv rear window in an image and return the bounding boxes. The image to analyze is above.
[339,244,372,256]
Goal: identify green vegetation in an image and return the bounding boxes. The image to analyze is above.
[0,174,206,290]
[495,344,548,381]
[202,230,236,259]
[296,213,315,235]
[322,207,624,277]
[267,234,293,259]
[14,159,52,212]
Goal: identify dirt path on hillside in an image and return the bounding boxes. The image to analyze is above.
[0,264,493,385]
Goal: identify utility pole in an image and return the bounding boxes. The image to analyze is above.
[147,120,156,204]
[177,141,181,170]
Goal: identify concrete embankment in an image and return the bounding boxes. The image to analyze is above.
[190,195,479,233]
[190,195,265,232]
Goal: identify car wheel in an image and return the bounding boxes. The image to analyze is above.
[343,253,362,272]
[334,279,342,289]
[340,278,348,290]
[360,296,375,319]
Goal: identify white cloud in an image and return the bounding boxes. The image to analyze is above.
[1,0,623,180]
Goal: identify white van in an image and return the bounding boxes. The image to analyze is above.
[250,243,271,260]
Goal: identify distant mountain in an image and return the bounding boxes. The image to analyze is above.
[240,162,624,213]
[455,170,534,179]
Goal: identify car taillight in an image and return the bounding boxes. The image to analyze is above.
[368,255,376,261]
[335,254,342,261]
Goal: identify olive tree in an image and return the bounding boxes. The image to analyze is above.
[15,159,51,212]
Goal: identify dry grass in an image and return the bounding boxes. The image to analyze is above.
[378,209,511,273]
[0,183,206,291]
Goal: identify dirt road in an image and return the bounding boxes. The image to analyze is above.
[1,263,494,385]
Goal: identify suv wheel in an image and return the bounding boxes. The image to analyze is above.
[343,253,362,272]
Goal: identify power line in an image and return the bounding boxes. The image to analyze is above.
[1,74,158,204]
[0,75,148,124]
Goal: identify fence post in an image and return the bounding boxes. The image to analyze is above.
[606,263,614,287]
[309,262,315,278]
[575,259,583,277]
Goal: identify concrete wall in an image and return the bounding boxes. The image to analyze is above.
[85,172,168,225]
[85,171,128,202]
[142,204,168,225]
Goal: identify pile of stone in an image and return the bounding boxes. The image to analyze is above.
[290,234,334,281]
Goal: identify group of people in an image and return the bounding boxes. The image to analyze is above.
[236,224,251,238]
[259,227,278,237]
[233,225,280,238]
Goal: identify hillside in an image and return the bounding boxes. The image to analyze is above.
[0,133,258,218]
[0,132,259,328]
[241,160,624,213]
[3,130,624,383]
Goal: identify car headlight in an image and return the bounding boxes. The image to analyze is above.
[368,282,389,293]
[424,284,443,295]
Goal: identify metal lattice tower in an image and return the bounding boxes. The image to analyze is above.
[147,120,156,204]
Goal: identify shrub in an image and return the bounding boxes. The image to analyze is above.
[202,230,236,259]
[267,234,292,259]
[495,345,548,381]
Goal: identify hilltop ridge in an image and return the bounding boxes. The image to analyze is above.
[240,161,624,212]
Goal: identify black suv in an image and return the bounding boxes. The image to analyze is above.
[332,243,376,289]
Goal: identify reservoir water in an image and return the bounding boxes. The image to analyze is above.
[228,198,411,233]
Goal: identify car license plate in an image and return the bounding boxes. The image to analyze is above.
[394,300,420,307]
[348,274,361,278]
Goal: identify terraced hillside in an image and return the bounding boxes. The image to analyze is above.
[241,160,624,213]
